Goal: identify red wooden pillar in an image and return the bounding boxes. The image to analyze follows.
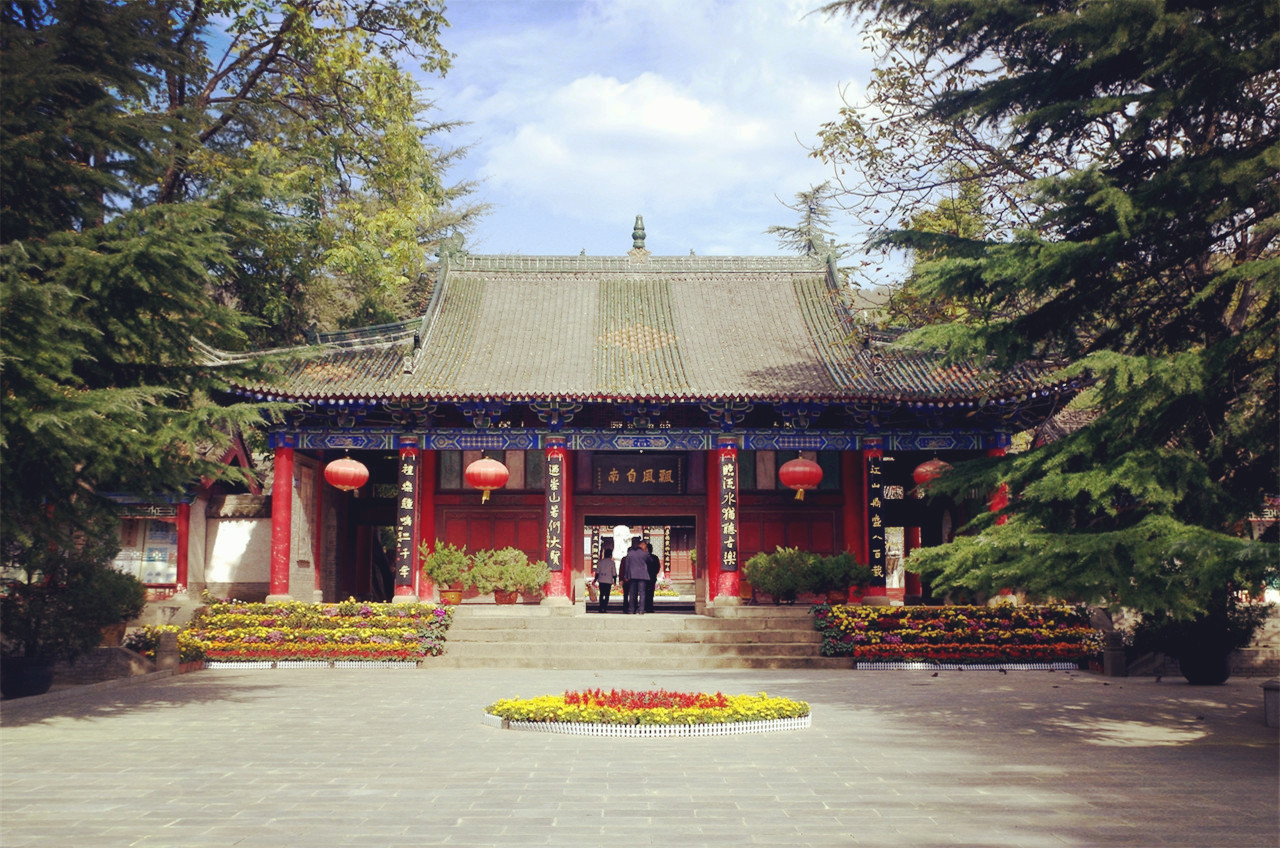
[268,440,295,600]
[705,450,722,602]
[544,442,572,600]
[393,440,420,601]
[175,502,190,592]
[416,450,437,600]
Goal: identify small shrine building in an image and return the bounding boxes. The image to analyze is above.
[214,221,1076,611]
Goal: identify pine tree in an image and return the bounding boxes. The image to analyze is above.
[819,0,1279,620]
[0,1,269,661]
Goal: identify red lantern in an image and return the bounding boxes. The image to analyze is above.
[324,457,370,492]
[913,458,952,485]
[778,457,822,501]
[464,457,509,503]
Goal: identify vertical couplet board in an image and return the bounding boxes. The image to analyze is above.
[866,450,886,589]
[716,443,740,600]
[545,446,565,573]
[394,444,419,594]
[718,446,738,572]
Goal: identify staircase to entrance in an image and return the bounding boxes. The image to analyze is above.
[425,606,851,670]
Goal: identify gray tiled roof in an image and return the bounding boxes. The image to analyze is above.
[232,253,1059,404]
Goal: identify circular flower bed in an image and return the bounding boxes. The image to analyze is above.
[484,688,811,737]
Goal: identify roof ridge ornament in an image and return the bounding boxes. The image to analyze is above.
[628,214,650,261]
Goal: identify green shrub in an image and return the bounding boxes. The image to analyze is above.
[468,547,549,595]
[743,547,814,603]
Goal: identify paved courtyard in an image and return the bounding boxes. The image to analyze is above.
[2,667,1276,847]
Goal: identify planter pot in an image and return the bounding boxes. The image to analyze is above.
[1178,649,1233,685]
[1,657,55,699]
[100,622,127,647]
[494,589,519,605]
[438,589,463,606]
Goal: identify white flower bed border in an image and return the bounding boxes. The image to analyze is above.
[855,661,1078,671]
[206,660,421,669]
[482,712,811,737]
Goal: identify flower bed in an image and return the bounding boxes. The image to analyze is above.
[185,600,453,662]
[123,625,208,663]
[486,688,810,734]
[812,603,1099,664]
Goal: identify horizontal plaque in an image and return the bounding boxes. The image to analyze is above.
[592,453,685,495]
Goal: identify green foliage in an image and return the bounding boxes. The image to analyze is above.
[467,547,549,596]
[1,1,279,653]
[766,181,845,258]
[1131,594,1273,660]
[140,0,484,342]
[823,0,1280,618]
[743,548,815,603]
[1,502,147,662]
[418,541,470,588]
[805,552,871,596]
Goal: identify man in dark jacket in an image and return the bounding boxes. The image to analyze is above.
[643,540,661,613]
[621,540,651,615]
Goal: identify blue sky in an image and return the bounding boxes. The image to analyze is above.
[424,0,882,260]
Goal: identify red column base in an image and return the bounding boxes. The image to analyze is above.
[714,571,740,604]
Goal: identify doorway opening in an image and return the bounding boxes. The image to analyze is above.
[582,514,699,613]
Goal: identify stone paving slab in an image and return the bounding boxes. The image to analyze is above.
[1,668,1277,847]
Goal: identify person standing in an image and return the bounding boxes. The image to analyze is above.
[593,545,616,613]
[622,539,651,615]
[643,540,661,613]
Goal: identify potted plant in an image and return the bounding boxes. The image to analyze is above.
[468,547,549,602]
[806,552,869,604]
[1131,592,1273,685]
[2,521,147,698]
[419,541,470,605]
[742,547,813,605]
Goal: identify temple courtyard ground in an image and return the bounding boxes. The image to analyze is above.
[1,666,1276,847]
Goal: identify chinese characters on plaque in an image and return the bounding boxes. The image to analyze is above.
[867,452,886,584]
[719,448,738,572]
[544,448,564,572]
[394,450,417,587]
[591,453,684,495]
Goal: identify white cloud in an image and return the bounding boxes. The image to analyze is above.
[429,0,877,257]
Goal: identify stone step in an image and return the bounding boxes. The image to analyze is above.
[445,615,819,634]
[442,640,825,658]
[450,635,824,648]
[435,606,836,669]
[423,653,851,670]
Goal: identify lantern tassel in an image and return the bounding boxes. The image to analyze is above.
[481,489,490,504]
[795,489,804,501]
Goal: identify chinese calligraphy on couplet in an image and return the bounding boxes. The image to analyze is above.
[395,450,417,586]
[719,447,738,572]
[544,448,564,572]
[867,452,886,583]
